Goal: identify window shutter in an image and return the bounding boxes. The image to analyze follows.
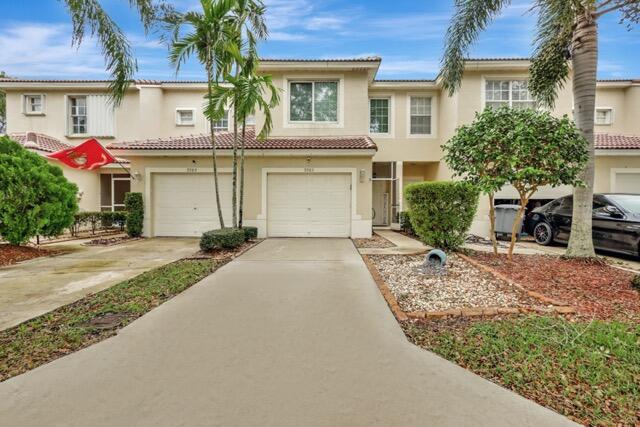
[87,95,115,136]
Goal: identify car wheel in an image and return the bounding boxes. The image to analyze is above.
[533,222,554,246]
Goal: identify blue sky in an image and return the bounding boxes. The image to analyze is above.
[0,0,638,80]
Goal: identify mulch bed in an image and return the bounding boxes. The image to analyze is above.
[352,233,396,249]
[470,251,640,322]
[83,236,140,246]
[368,254,541,313]
[0,244,62,268]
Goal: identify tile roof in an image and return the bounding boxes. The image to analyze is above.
[9,132,130,163]
[595,134,640,149]
[10,132,73,153]
[107,128,377,151]
[261,57,381,62]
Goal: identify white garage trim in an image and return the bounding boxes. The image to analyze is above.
[144,167,232,237]
[251,167,370,239]
[610,168,640,193]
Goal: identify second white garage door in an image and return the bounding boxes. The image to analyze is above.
[613,172,640,194]
[153,173,233,236]
[267,173,351,237]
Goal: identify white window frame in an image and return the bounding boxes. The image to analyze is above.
[100,174,131,212]
[482,77,535,109]
[23,94,45,115]
[289,80,339,123]
[67,95,88,136]
[175,108,196,126]
[406,94,436,138]
[212,109,229,131]
[283,75,345,129]
[595,107,614,126]
[369,96,393,137]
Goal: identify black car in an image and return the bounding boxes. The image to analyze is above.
[524,194,640,257]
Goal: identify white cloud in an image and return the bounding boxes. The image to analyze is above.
[305,16,348,31]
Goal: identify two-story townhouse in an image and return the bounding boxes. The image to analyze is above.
[1,57,639,239]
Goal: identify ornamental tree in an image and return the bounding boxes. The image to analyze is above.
[0,137,79,245]
[443,107,588,260]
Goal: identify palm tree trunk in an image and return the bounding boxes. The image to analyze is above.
[206,65,225,229]
[231,103,239,228]
[239,120,247,228]
[566,13,597,258]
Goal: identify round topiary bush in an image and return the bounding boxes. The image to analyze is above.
[404,181,480,251]
[200,228,245,251]
[0,136,78,245]
[241,226,258,241]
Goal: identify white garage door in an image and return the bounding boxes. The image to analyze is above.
[153,173,233,236]
[614,172,640,194]
[267,173,351,237]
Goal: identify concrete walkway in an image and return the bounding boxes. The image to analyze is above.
[359,228,429,255]
[0,239,575,426]
[0,237,198,330]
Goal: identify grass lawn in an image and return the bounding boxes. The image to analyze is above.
[0,258,215,381]
[404,316,640,426]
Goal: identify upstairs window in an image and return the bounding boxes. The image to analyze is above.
[176,108,195,126]
[67,95,114,136]
[410,96,432,135]
[485,80,535,109]
[369,98,389,134]
[595,108,613,125]
[290,81,338,122]
[69,96,87,134]
[213,109,229,131]
[24,94,44,114]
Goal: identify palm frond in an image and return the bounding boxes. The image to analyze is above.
[441,0,512,95]
[65,0,138,105]
[529,0,579,108]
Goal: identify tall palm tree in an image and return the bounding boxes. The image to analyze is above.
[204,57,279,228]
[228,0,267,228]
[441,0,640,258]
[64,0,165,105]
[166,0,237,229]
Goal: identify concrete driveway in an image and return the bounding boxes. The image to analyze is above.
[0,237,198,330]
[0,239,575,426]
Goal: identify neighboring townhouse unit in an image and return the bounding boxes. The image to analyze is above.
[1,57,639,239]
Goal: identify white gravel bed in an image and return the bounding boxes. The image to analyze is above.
[352,233,396,249]
[369,254,538,312]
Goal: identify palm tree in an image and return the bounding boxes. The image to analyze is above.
[166,0,237,229]
[441,0,640,258]
[204,56,280,228]
[64,0,165,105]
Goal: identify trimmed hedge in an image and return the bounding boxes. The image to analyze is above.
[242,226,258,241]
[404,181,479,251]
[124,192,144,237]
[399,211,415,235]
[200,228,245,251]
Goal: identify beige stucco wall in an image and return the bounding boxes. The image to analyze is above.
[44,158,101,212]
[594,155,640,193]
[124,152,373,238]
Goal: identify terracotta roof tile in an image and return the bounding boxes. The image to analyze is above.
[107,128,376,151]
[10,132,73,153]
[595,134,640,149]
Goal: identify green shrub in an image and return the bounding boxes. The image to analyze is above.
[632,275,640,291]
[0,136,78,244]
[399,211,415,235]
[200,228,245,251]
[242,226,258,241]
[100,211,127,231]
[404,181,480,251]
[124,193,144,237]
[71,211,128,235]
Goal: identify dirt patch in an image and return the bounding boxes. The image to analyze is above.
[368,254,541,313]
[352,233,396,249]
[470,251,640,322]
[0,244,62,268]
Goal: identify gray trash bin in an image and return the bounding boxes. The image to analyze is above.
[494,204,524,240]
